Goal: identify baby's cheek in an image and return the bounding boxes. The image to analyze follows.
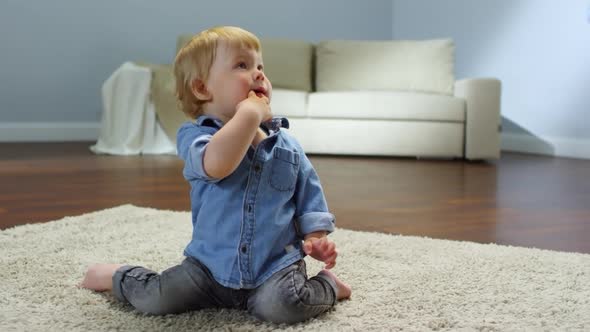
[241,77,251,89]
[240,80,252,98]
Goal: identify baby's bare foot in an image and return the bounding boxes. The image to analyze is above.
[320,269,352,300]
[80,264,123,292]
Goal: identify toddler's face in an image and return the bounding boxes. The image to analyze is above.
[204,41,272,121]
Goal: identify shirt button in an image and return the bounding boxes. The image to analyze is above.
[241,245,247,254]
[254,164,261,172]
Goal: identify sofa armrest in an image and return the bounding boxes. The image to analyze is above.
[454,78,502,160]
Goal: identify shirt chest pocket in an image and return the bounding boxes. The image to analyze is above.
[269,147,300,191]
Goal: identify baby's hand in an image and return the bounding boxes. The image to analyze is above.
[303,234,338,269]
[236,91,272,123]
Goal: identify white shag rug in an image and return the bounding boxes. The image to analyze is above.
[1,205,589,331]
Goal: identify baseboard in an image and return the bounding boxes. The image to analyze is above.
[502,132,590,160]
[0,122,100,142]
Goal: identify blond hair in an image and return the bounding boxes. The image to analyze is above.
[174,26,261,119]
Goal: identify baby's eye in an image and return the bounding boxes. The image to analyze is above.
[257,65,264,71]
[236,62,247,69]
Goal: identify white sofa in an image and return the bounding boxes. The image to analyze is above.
[92,35,501,160]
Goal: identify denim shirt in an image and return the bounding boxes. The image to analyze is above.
[177,115,335,289]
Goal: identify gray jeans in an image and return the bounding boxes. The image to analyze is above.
[112,257,337,324]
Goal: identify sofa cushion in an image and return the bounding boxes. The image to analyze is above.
[271,88,308,118]
[260,39,313,92]
[307,91,465,122]
[316,39,455,95]
[286,118,464,157]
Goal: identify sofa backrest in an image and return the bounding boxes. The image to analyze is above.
[315,39,455,95]
[259,39,314,92]
[175,34,313,92]
[175,35,454,95]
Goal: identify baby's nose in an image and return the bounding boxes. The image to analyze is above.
[254,69,265,81]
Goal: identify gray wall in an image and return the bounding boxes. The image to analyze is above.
[0,0,392,123]
[392,0,590,157]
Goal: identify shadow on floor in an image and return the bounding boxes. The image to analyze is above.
[501,117,554,156]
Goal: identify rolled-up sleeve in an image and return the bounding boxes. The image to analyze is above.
[293,150,335,235]
[177,122,221,183]
[297,211,335,235]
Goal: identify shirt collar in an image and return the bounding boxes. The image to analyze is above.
[196,115,289,135]
[196,115,225,128]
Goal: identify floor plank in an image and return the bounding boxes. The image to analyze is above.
[1,142,589,254]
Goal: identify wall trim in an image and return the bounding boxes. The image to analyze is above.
[0,122,100,142]
[502,132,590,160]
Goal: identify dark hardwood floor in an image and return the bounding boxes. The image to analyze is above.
[1,142,589,254]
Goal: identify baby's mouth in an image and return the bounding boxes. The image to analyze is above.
[252,87,267,98]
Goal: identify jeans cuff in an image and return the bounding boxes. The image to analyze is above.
[112,265,138,304]
[316,271,338,306]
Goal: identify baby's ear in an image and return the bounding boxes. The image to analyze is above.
[191,79,212,101]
